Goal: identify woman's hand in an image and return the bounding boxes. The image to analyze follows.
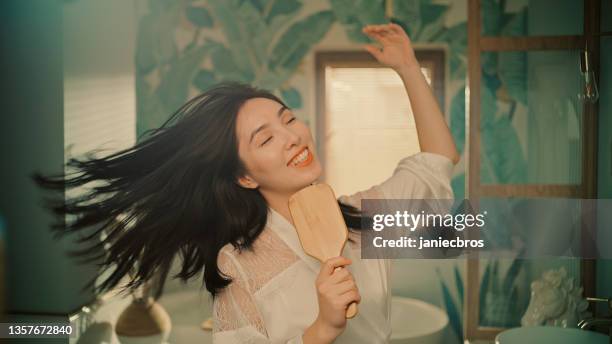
[312,256,361,341]
[362,23,419,73]
[362,23,459,164]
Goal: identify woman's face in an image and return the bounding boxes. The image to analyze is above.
[235,97,322,196]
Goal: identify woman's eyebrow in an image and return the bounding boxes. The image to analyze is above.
[249,105,289,143]
[276,105,289,117]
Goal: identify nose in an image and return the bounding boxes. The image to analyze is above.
[284,127,301,150]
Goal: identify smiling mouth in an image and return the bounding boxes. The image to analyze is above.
[288,147,313,167]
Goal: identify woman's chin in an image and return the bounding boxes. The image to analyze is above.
[293,171,322,190]
[304,162,323,183]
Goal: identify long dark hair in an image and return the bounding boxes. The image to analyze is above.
[33,82,364,300]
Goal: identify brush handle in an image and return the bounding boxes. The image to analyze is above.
[333,267,359,318]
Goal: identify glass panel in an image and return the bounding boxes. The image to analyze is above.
[603,0,612,32]
[477,199,580,329]
[595,1,611,318]
[479,50,582,184]
[478,257,580,327]
[481,0,583,37]
[599,2,612,198]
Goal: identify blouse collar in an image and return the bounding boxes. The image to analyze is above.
[266,207,322,274]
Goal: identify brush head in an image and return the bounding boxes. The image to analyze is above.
[288,183,359,319]
[288,183,349,262]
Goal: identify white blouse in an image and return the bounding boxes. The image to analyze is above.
[212,152,454,343]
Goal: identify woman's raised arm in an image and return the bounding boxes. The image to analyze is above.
[362,23,460,164]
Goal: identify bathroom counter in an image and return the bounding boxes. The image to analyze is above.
[71,287,214,344]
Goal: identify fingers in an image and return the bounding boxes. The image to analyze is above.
[389,23,405,34]
[363,23,401,30]
[340,289,362,305]
[321,256,352,276]
[362,26,387,40]
[363,23,405,38]
[326,272,359,303]
[363,44,383,60]
[329,266,352,284]
[336,278,359,295]
[363,24,395,46]
[363,23,393,34]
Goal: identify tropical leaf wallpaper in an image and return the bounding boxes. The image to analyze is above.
[135,0,529,196]
[136,0,335,134]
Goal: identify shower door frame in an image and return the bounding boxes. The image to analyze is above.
[465,0,601,341]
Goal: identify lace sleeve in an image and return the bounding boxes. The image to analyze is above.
[212,248,304,344]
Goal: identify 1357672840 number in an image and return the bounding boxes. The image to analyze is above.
[2,323,74,338]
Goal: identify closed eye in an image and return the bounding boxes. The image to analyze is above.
[287,117,296,123]
[261,136,273,146]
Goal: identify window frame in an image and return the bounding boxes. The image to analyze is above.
[314,49,446,182]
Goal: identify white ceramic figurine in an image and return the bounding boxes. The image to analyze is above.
[521,267,590,328]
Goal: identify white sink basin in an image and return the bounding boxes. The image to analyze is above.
[496,326,609,344]
[390,296,448,344]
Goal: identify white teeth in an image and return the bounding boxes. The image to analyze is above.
[290,149,309,166]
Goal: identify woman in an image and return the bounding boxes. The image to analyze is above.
[35,23,458,343]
